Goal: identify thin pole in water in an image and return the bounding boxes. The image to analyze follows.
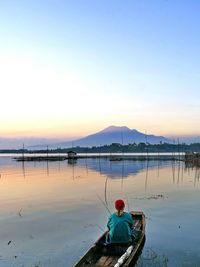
[22,143,25,178]
[145,130,148,159]
[22,143,25,160]
[121,130,124,157]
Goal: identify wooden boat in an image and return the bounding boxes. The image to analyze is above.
[74,211,145,267]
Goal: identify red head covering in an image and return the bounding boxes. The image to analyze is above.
[115,199,125,210]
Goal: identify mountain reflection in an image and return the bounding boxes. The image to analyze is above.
[76,158,169,179]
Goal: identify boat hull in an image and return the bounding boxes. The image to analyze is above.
[74,211,145,267]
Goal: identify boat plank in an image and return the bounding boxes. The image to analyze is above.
[105,256,116,266]
[107,256,118,266]
[96,255,117,267]
[134,220,142,230]
[134,219,140,227]
[96,256,110,266]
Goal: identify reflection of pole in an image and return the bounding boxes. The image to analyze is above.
[157,146,160,177]
[194,168,196,187]
[157,161,160,178]
[58,160,61,171]
[99,146,102,174]
[173,139,175,161]
[177,138,180,161]
[34,151,36,168]
[22,161,26,178]
[46,145,49,176]
[22,143,25,178]
[195,167,200,186]
[46,160,49,176]
[121,160,125,192]
[145,160,149,193]
[72,161,74,179]
[171,160,175,183]
[177,138,180,184]
[181,160,184,182]
[177,159,180,185]
[85,157,88,176]
[110,158,112,171]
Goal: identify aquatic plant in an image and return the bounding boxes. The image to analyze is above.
[135,248,169,267]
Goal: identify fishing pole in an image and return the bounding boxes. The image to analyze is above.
[97,194,111,215]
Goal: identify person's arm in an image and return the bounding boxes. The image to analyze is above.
[128,213,134,229]
[107,215,112,230]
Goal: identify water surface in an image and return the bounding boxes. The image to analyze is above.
[0,156,199,267]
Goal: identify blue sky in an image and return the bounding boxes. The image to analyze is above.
[0,1,200,137]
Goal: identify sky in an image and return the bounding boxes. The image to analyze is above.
[0,0,200,139]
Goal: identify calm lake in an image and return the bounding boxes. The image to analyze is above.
[0,155,200,267]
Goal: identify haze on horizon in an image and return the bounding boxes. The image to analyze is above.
[0,1,200,139]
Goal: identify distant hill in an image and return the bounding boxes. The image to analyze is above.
[52,126,171,148]
[0,137,66,150]
[1,126,199,150]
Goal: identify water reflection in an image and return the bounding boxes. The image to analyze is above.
[77,159,169,179]
[185,163,200,188]
[0,157,200,267]
[17,157,200,190]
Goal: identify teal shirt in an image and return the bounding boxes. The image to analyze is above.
[107,212,134,244]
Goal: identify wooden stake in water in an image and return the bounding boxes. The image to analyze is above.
[145,130,149,158]
[22,143,25,160]
[47,145,49,159]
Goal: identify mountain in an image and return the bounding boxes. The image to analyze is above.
[0,137,66,150]
[1,127,199,150]
[53,126,171,148]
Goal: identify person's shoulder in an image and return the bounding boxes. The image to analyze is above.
[124,212,133,219]
[109,212,116,220]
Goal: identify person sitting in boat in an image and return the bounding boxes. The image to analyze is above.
[106,199,134,244]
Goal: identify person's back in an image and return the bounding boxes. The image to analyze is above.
[107,199,134,244]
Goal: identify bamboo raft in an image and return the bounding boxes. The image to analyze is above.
[74,211,145,267]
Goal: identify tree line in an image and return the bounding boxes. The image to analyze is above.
[1,142,200,153]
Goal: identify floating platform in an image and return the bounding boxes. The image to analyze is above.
[14,156,68,161]
[14,153,183,162]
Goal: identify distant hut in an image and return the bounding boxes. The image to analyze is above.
[67,150,77,159]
